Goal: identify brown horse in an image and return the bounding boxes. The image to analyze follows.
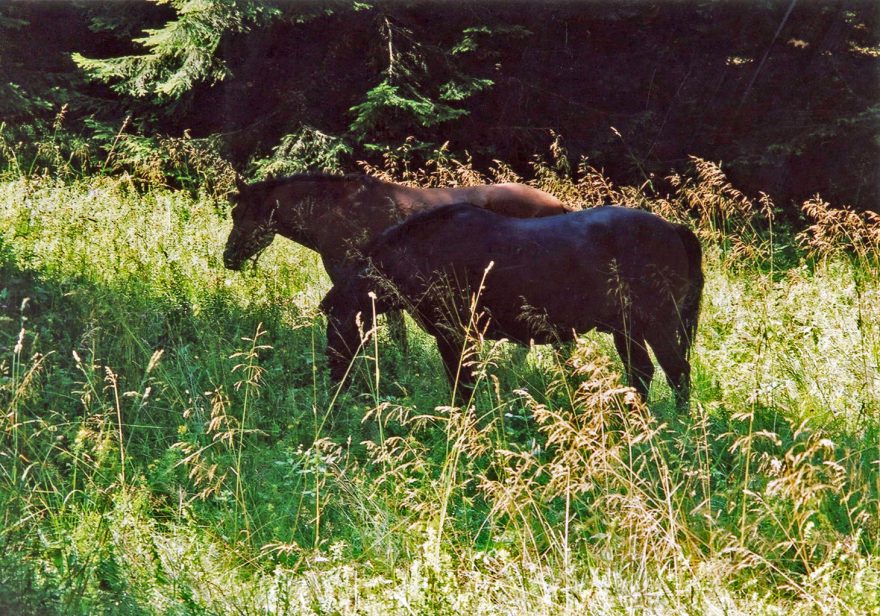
[222,173,568,279]
[222,173,569,345]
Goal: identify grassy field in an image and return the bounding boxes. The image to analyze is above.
[1,155,879,614]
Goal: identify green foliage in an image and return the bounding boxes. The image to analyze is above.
[439,76,495,103]
[0,118,239,198]
[249,125,353,178]
[0,7,82,124]
[0,83,52,123]
[349,79,471,146]
[0,13,45,120]
[73,0,277,101]
[348,16,498,152]
[5,3,876,208]
[0,111,93,181]
[106,129,239,197]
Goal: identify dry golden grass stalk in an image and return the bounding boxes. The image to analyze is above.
[799,195,880,265]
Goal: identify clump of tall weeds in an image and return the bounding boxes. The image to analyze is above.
[172,323,270,541]
[799,195,880,270]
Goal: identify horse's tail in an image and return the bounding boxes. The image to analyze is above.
[675,224,704,360]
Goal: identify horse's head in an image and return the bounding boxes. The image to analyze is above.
[223,180,278,270]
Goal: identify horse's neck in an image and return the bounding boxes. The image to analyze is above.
[270,182,368,260]
[269,188,325,253]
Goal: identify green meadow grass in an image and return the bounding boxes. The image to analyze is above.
[1,171,879,614]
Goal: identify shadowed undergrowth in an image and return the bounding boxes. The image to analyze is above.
[1,153,879,613]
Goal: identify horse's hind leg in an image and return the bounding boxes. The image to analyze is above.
[646,331,691,411]
[613,331,654,403]
[385,310,408,354]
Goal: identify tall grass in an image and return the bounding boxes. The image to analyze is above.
[1,142,879,613]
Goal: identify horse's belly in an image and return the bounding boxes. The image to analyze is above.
[480,301,603,346]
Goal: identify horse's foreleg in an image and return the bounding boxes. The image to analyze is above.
[328,259,408,355]
[613,331,654,403]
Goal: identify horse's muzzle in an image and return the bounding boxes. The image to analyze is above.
[223,249,244,271]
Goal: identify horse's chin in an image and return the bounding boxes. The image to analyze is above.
[223,250,264,272]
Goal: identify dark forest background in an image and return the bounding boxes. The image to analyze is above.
[2,0,878,212]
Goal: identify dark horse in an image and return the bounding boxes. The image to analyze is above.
[321,204,704,407]
[222,173,568,345]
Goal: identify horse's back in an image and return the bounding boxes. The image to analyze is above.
[578,206,690,263]
[397,182,568,217]
[374,205,691,300]
[375,204,684,264]
[482,183,569,216]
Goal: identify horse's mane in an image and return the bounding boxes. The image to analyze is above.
[367,202,490,254]
[245,173,383,193]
